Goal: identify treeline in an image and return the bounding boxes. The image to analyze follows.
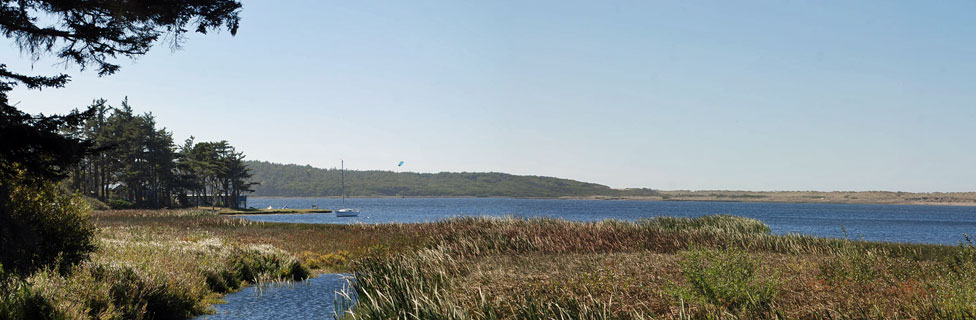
[65,98,255,208]
[247,160,658,198]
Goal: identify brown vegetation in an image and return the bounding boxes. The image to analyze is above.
[345,216,976,319]
[6,210,974,319]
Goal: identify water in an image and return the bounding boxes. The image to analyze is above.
[245,197,976,245]
[195,274,354,320]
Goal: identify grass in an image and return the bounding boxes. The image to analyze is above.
[0,210,322,320]
[341,216,976,319]
[4,210,976,319]
[10,225,311,320]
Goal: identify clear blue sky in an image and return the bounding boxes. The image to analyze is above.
[4,1,976,192]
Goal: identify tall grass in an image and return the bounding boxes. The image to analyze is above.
[343,215,976,319]
[1,222,310,320]
[0,274,56,320]
[342,246,638,320]
[9,209,976,319]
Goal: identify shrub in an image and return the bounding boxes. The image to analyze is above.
[0,171,96,278]
[108,199,134,210]
[670,247,780,315]
[299,250,350,270]
[0,279,60,320]
[81,196,110,210]
[95,265,201,320]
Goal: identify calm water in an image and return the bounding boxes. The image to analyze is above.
[195,274,354,320]
[245,197,976,245]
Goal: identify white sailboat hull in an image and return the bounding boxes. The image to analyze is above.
[336,208,360,217]
[336,160,360,217]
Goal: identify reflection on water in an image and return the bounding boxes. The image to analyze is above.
[195,273,355,320]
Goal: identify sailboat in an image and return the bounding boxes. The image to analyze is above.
[336,160,360,217]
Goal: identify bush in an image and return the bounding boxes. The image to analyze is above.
[108,199,134,210]
[0,171,96,278]
[670,247,780,315]
[88,265,201,320]
[0,280,60,320]
[0,264,61,320]
[81,196,110,210]
[299,250,350,270]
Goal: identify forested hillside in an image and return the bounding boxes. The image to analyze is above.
[246,161,657,197]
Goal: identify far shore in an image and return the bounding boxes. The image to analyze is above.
[247,190,976,207]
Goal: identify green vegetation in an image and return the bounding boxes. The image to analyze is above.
[668,247,780,315]
[2,0,244,287]
[0,169,96,278]
[65,99,256,209]
[1,1,259,319]
[4,227,307,319]
[246,162,976,206]
[1,210,312,320]
[247,160,658,198]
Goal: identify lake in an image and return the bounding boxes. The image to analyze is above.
[245,197,976,245]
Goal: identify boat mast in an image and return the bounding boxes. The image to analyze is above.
[341,159,345,206]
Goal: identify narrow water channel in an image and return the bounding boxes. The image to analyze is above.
[195,273,355,320]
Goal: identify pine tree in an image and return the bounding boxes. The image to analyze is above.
[1,0,242,277]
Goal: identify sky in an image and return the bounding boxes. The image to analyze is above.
[4,1,976,192]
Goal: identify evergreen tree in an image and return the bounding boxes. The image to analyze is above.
[1,0,242,277]
[64,99,248,209]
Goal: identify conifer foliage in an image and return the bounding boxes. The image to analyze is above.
[66,98,255,209]
[0,0,243,278]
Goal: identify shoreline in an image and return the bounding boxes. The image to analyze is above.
[247,195,976,207]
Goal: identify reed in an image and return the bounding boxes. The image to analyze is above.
[1,215,311,320]
[343,215,976,319]
[6,209,976,319]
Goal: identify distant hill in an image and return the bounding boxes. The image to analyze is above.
[245,160,658,198]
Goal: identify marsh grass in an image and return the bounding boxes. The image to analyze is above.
[6,209,976,319]
[28,239,310,319]
[344,215,976,319]
[1,211,313,320]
